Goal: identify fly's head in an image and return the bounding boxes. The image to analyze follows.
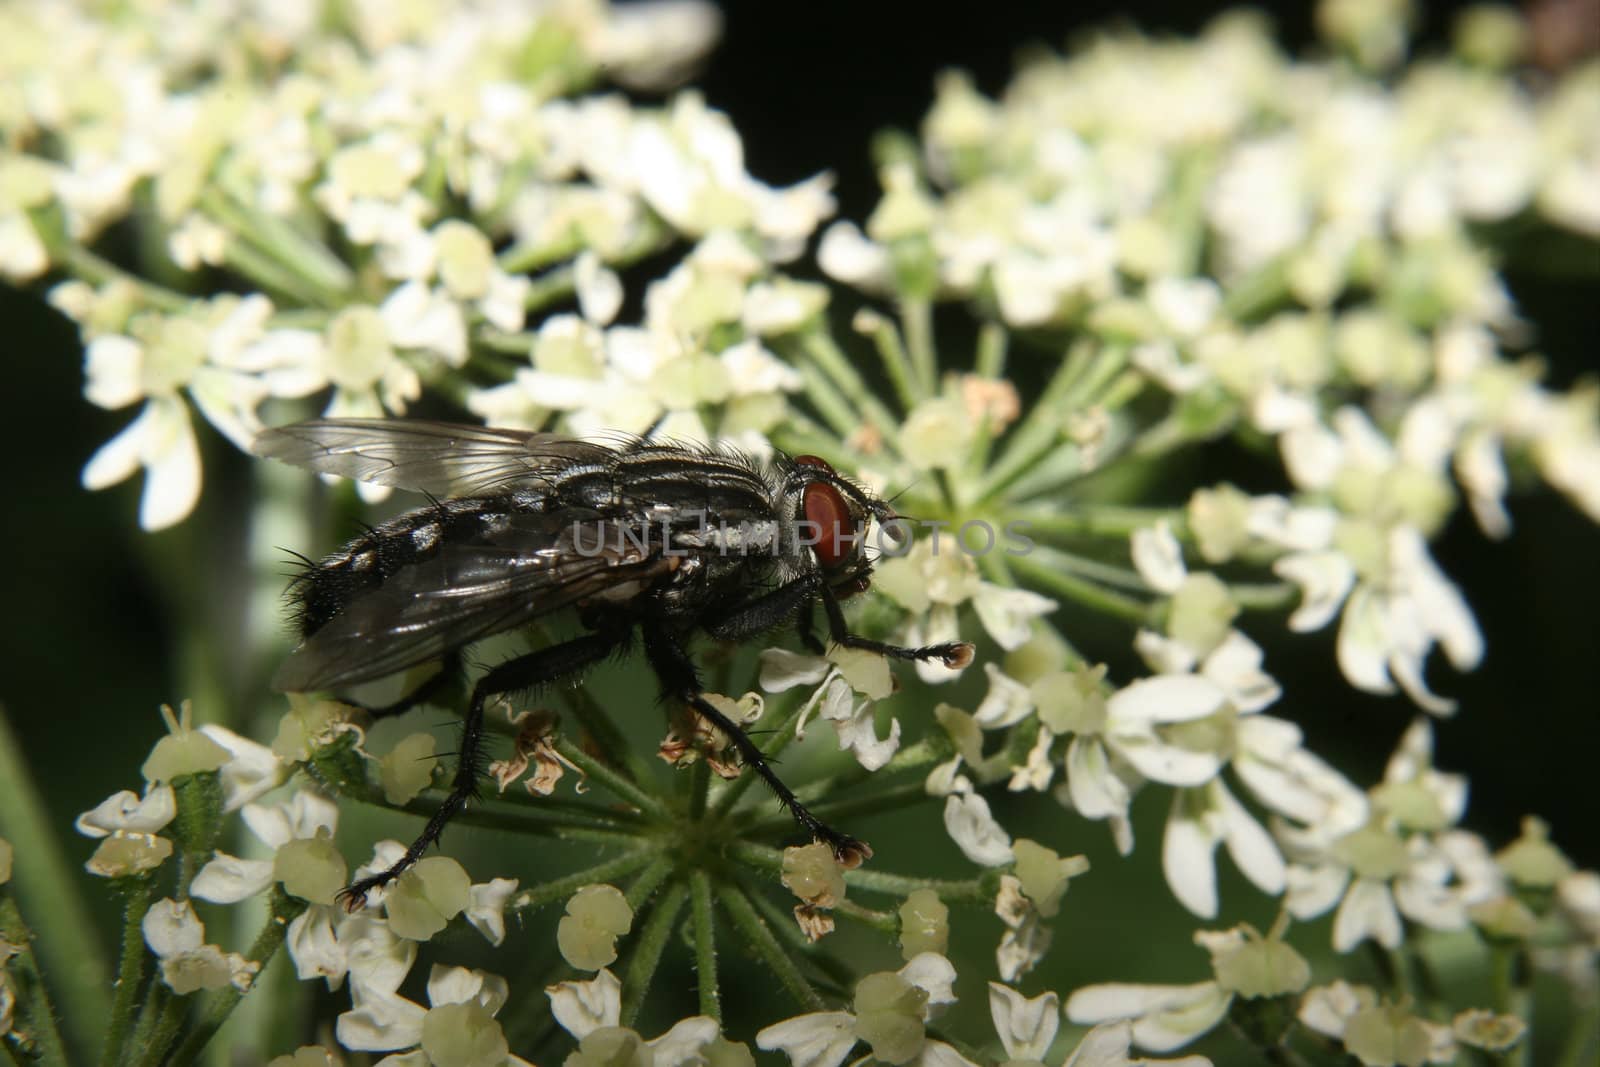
[787,454,901,597]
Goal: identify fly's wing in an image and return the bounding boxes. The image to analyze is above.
[273,513,671,692]
[251,418,618,497]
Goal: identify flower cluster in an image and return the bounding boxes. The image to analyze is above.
[2,1,1596,1066]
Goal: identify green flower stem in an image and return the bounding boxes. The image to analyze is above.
[131,985,187,1067]
[1017,544,1154,593]
[1555,992,1599,1067]
[741,780,929,837]
[497,791,647,828]
[707,697,807,821]
[1008,505,1188,540]
[900,298,938,396]
[510,849,661,915]
[732,876,855,996]
[0,896,70,1067]
[687,758,711,822]
[520,264,578,313]
[1222,256,1292,322]
[497,235,582,274]
[1008,551,1154,625]
[728,842,989,903]
[1229,581,1299,612]
[975,320,1008,379]
[57,243,191,313]
[620,880,688,1029]
[793,331,905,447]
[781,737,950,811]
[219,238,330,308]
[833,899,897,935]
[690,870,721,1021]
[551,736,669,819]
[1364,941,1410,998]
[795,358,870,441]
[203,185,353,297]
[624,855,676,910]
[1490,947,1532,1067]
[100,877,154,1067]
[971,341,1100,506]
[0,706,112,1046]
[855,310,922,411]
[166,888,307,1064]
[718,881,826,1011]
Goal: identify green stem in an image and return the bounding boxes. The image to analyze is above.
[793,331,904,449]
[165,889,307,1064]
[834,900,898,935]
[57,244,191,312]
[900,298,938,396]
[0,706,113,1047]
[795,359,867,440]
[1489,947,1532,1067]
[718,882,826,1011]
[780,737,950,811]
[521,264,577,313]
[203,186,353,298]
[620,881,688,1029]
[1555,992,1599,1067]
[742,780,930,837]
[728,842,990,903]
[974,321,1007,379]
[550,737,669,820]
[100,877,154,1067]
[689,871,720,1021]
[687,759,711,823]
[131,987,187,1067]
[1009,505,1188,541]
[219,239,329,308]
[1009,551,1154,624]
[624,856,677,910]
[510,849,661,914]
[855,310,921,411]
[1230,581,1299,612]
[0,896,70,1067]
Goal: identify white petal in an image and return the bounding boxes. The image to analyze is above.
[547,968,621,1039]
[190,852,275,903]
[1112,733,1224,788]
[757,649,831,692]
[1107,675,1227,726]
[1066,737,1130,821]
[1335,585,1397,697]
[917,1041,982,1067]
[649,1016,721,1067]
[1273,550,1355,633]
[575,252,623,326]
[136,398,202,531]
[1218,783,1286,896]
[1131,522,1187,594]
[427,964,507,1014]
[972,584,1057,651]
[336,989,426,1051]
[900,953,958,1013]
[198,726,286,811]
[76,786,176,837]
[1067,982,1230,1052]
[466,878,519,946]
[755,1012,858,1067]
[1333,878,1402,952]
[973,665,1035,729]
[143,897,205,957]
[1163,792,1220,918]
[943,791,1014,866]
[286,905,346,984]
[1285,864,1352,920]
[82,407,151,492]
[987,982,1060,1060]
[1201,630,1281,712]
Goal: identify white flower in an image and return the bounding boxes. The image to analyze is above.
[546,968,749,1067]
[338,963,529,1064]
[143,897,259,994]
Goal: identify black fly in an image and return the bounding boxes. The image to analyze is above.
[253,418,973,907]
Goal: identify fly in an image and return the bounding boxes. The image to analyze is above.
[253,418,973,907]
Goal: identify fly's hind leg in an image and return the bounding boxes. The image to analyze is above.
[338,626,631,909]
[642,622,873,867]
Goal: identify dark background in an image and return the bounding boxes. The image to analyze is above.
[0,0,1595,1054]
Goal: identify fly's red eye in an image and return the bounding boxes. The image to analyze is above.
[794,454,835,473]
[803,482,854,569]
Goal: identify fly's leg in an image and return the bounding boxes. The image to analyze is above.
[642,623,872,867]
[705,573,973,669]
[815,582,973,668]
[338,627,630,909]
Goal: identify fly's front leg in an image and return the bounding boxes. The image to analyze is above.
[815,582,974,668]
[642,623,872,867]
[338,625,631,909]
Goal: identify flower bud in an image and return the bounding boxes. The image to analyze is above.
[898,889,949,959]
[557,884,634,970]
[386,857,471,940]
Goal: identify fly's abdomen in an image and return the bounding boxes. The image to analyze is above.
[291,498,513,636]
